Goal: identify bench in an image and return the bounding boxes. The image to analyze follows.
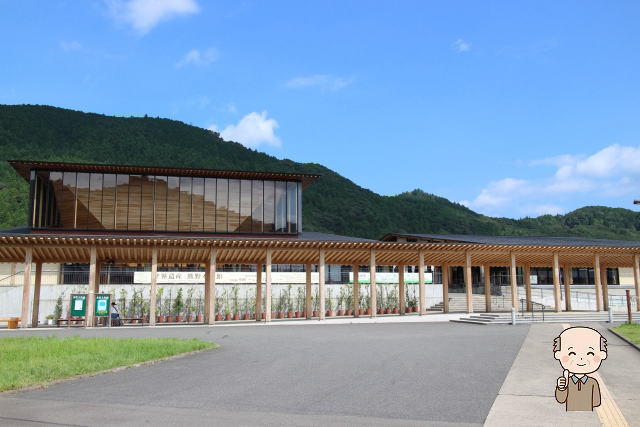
[56,317,85,327]
[0,317,21,329]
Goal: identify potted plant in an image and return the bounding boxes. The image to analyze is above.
[337,286,345,316]
[174,288,184,322]
[222,289,231,321]
[326,288,334,317]
[184,287,194,322]
[156,287,165,323]
[164,288,174,323]
[312,288,319,317]
[285,285,294,318]
[231,285,241,320]
[46,313,54,326]
[345,285,353,316]
[295,287,304,318]
[53,294,64,325]
[242,290,251,320]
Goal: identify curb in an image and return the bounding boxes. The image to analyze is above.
[0,345,217,395]
[608,327,640,352]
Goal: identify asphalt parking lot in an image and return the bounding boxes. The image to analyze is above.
[0,322,528,426]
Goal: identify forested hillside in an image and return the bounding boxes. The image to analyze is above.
[1,105,639,240]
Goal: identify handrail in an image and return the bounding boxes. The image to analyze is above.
[519,298,545,321]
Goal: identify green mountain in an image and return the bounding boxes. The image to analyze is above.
[1,104,639,240]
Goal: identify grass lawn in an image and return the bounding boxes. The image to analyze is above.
[612,323,640,345]
[0,336,215,392]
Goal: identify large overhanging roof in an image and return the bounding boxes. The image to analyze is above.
[9,160,321,189]
[0,229,638,268]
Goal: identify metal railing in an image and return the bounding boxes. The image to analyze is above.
[519,298,545,321]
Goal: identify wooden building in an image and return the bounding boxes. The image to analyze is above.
[2,161,639,328]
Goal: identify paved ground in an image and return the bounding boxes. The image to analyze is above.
[0,321,527,426]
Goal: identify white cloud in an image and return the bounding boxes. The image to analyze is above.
[176,48,218,67]
[106,0,199,34]
[209,111,281,148]
[453,39,471,52]
[464,144,640,217]
[59,40,82,51]
[285,74,353,91]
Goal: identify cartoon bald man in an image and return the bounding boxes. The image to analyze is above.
[553,326,607,411]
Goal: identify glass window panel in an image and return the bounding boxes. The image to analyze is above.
[228,179,240,232]
[215,179,228,232]
[203,178,216,232]
[140,175,155,230]
[33,171,47,228]
[275,181,287,232]
[49,172,65,228]
[59,172,77,229]
[115,174,129,230]
[88,173,103,229]
[154,176,167,231]
[191,177,204,232]
[297,182,302,232]
[128,175,142,230]
[75,173,90,229]
[263,180,275,233]
[101,174,116,229]
[166,176,180,231]
[251,180,263,233]
[179,177,192,231]
[239,179,252,232]
[287,181,297,233]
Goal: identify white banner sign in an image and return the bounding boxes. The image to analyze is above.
[133,271,320,284]
[348,272,433,284]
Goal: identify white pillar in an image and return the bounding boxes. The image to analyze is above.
[370,249,377,317]
[352,264,360,317]
[442,264,449,313]
[524,265,531,312]
[552,253,561,312]
[149,247,158,326]
[206,249,216,325]
[86,246,97,327]
[634,254,640,312]
[20,247,33,328]
[256,264,263,321]
[31,262,42,327]
[398,264,405,315]
[510,253,518,312]
[265,249,272,321]
[484,265,491,313]
[563,265,572,311]
[465,252,473,313]
[318,249,325,320]
[418,251,425,315]
[594,254,603,312]
[305,263,312,319]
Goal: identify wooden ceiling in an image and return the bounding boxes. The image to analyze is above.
[0,235,638,268]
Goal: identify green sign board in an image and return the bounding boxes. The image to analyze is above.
[95,294,111,317]
[70,294,87,317]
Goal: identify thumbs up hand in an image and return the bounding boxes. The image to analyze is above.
[557,369,569,390]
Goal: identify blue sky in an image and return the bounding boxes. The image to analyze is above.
[1,0,639,219]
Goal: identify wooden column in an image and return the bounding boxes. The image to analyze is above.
[594,254,603,311]
[149,248,158,326]
[464,252,473,313]
[86,246,97,327]
[305,263,312,319]
[265,249,272,322]
[418,251,425,315]
[31,262,43,327]
[318,249,325,320]
[20,248,33,328]
[634,254,640,311]
[10,262,16,285]
[601,266,609,311]
[206,249,217,325]
[510,253,518,312]
[442,265,449,313]
[256,264,263,321]
[484,265,491,313]
[563,265,572,311]
[552,253,561,312]
[524,265,532,312]
[352,264,360,317]
[370,249,377,318]
[398,264,405,315]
